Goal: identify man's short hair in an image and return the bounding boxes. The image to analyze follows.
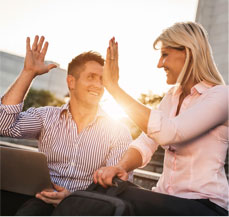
[67,51,104,80]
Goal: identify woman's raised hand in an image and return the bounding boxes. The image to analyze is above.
[23,35,57,77]
[103,37,119,92]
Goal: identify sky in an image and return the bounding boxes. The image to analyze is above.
[0,0,198,119]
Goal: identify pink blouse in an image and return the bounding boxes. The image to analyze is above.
[130,82,229,210]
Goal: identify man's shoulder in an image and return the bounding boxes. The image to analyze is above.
[32,105,63,113]
[30,104,65,119]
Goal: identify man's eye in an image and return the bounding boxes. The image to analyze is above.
[162,53,168,57]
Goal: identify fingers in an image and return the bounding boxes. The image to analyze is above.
[93,166,121,188]
[53,183,65,191]
[48,63,57,71]
[36,193,59,206]
[93,167,109,188]
[108,37,119,68]
[93,170,99,184]
[106,46,111,61]
[37,190,62,200]
[115,41,118,65]
[109,38,115,60]
[26,37,31,52]
[38,191,57,199]
[40,41,49,61]
[32,35,39,51]
[107,37,118,62]
[37,36,45,52]
[30,35,49,61]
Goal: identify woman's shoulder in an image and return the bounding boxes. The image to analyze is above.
[205,84,228,96]
[201,85,228,107]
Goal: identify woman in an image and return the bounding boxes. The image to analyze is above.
[93,22,228,215]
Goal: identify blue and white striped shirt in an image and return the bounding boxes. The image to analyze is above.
[0,101,132,191]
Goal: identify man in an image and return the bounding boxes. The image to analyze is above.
[0,35,132,215]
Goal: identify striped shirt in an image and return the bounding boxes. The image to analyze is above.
[0,101,132,192]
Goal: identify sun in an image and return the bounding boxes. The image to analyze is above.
[100,92,127,120]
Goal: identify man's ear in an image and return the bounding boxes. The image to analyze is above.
[67,75,75,90]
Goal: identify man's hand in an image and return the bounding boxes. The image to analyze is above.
[35,184,70,207]
[93,166,128,188]
[2,35,57,105]
[24,35,57,78]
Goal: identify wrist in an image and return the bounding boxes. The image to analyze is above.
[116,164,128,173]
[21,69,37,80]
[106,83,120,95]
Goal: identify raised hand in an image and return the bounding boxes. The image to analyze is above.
[1,35,57,105]
[103,37,119,92]
[24,35,57,77]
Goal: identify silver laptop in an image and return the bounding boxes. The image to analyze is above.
[0,145,53,196]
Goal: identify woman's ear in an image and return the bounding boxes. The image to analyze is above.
[67,75,75,90]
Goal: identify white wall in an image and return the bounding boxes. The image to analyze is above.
[195,0,228,84]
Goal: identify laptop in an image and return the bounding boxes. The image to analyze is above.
[0,145,53,196]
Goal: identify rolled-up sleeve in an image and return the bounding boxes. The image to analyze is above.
[0,98,43,139]
[147,85,228,145]
[0,99,24,137]
[129,132,159,167]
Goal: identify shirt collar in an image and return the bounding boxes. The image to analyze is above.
[59,103,107,119]
[59,103,70,118]
[190,81,213,95]
[171,81,213,96]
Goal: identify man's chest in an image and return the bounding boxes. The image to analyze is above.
[38,120,114,165]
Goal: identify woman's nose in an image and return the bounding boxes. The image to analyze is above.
[157,57,163,68]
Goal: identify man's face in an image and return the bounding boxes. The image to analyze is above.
[69,61,104,107]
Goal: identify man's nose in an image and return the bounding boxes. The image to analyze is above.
[94,78,103,89]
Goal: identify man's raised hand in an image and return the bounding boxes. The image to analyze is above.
[24,35,57,77]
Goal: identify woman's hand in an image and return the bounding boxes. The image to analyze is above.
[93,166,128,188]
[103,37,120,92]
[23,35,57,78]
[35,184,70,207]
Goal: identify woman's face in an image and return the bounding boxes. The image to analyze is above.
[157,47,186,84]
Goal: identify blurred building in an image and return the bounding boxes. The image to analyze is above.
[195,0,228,84]
[0,51,68,99]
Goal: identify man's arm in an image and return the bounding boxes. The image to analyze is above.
[2,35,56,105]
[0,36,57,138]
[105,125,133,167]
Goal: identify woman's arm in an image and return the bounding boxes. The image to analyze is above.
[93,148,142,188]
[104,38,151,133]
[104,38,228,145]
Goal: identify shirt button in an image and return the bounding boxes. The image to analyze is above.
[71,162,75,167]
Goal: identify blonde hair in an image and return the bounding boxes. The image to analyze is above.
[153,21,225,86]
